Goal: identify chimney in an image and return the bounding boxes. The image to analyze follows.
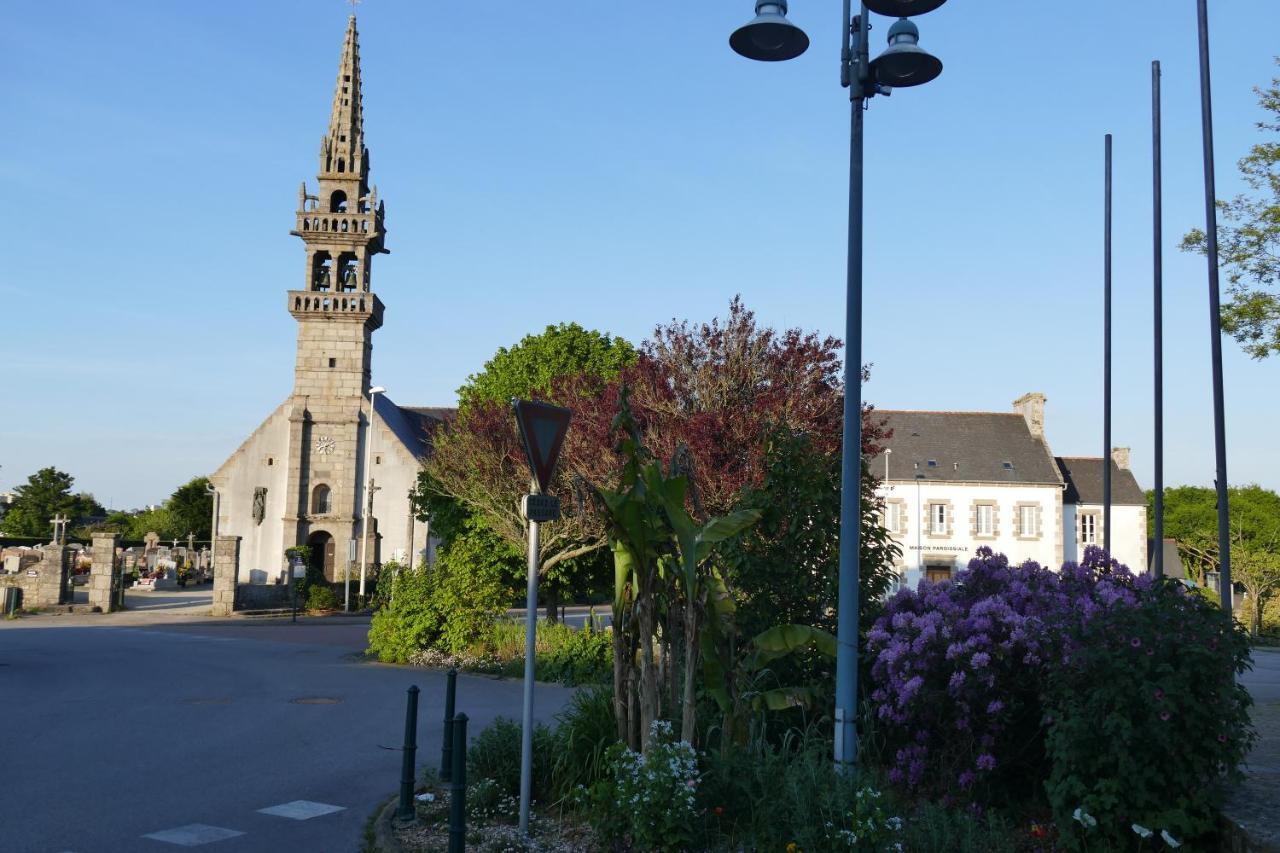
[1012,392,1046,439]
[1111,446,1131,470]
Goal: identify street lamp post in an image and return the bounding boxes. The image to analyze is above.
[358,385,386,608]
[731,0,945,768]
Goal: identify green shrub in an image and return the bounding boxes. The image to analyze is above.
[461,619,612,686]
[467,716,556,804]
[1043,575,1255,849]
[548,686,619,803]
[699,727,879,851]
[367,564,437,663]
[898,801,1021,853]
[366,518,512,663]
[583,720,699,852]
[306,584,339,611]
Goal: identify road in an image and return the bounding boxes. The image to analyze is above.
[0,608,575,853]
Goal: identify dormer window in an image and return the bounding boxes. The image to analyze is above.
[927,459,938,468]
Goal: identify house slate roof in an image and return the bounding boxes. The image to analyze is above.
[375,395,456,462]
[1055,457,1146,506]
[871,411,1063,485]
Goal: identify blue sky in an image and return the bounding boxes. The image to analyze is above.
[3,1,1278,509]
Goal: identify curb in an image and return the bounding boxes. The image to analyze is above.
[371,796,406,853]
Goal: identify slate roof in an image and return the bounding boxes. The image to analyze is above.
[1055,457,1146,506]
[374,395,455,462]
[871,411,1063,485]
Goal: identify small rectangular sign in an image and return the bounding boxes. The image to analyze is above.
[521,494,561,523]
[292,563,307,579]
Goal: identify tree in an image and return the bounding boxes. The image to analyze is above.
[0,467,104,538]
[165,476,213,540]
[419,299,881,604]
[417,323,638,617]
[456,322,636,415]
[1182,58,1280,359]
[1153,484,1280,634]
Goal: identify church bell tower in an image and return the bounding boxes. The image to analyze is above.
[283,14,388,572]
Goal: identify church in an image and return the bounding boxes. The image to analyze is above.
[210,16,448,586]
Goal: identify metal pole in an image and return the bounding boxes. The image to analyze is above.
[1152,60,1165,578]
[207,485,219,579]
[1195,0,1232,615]
[834,0,866,769]
[359,389,380,603]
[397,685,420,823]
[448,713,468,853]
[344,543,350,613]
[519,515,539,833]
[1103,133,1113,556]
[440,667,457,781]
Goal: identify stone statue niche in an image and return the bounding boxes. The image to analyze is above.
[252,487,268,526]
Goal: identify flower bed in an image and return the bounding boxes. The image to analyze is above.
[867,546,1255,849]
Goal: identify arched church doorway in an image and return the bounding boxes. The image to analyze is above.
[306,531,336,582]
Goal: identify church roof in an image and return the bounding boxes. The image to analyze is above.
[1055,456,1146,506]
[871,410,1063,485]
[374,395,454,462]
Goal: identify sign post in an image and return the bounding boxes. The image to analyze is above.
[290,557,306,623]
[511,399,571,837]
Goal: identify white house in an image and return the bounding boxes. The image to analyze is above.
[872,393,1147,587]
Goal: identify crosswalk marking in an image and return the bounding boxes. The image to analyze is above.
[142,823,245,846]
[257,800,346,820]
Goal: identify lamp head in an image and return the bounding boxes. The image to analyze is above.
[730,1,809,62]
[870,17,942,88]
[863,0,948,16]
[369,385,386,395]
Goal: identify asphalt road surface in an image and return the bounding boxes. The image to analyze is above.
[0,612,575,853]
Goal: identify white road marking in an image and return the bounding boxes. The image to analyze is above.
[142,823,245,846]
[257,799,346,820]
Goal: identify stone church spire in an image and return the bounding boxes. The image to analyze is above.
[289,14,388,399]
[320,15,366,187]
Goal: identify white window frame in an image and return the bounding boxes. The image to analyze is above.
[1081,513,1097,544]
[885,502,902,534]
[1020,505,1037,538]
[976,504,994,537]
[930,503,948,535]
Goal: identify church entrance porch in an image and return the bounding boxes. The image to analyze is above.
[306,531,337,582]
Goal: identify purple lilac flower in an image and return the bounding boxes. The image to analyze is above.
[958,770,976,789]
[976,754,997,771]
[986,700,1004,715]
[970,651,990,669]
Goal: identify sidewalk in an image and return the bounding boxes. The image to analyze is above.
[1223,647,1280,851]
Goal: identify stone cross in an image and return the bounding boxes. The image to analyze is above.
[49,514,70,546]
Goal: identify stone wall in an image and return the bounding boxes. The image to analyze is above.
[235,583,292,611]
[211,535,240,617]
[8,545,74,608]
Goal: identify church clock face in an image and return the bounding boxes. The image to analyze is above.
[314,436,336,455]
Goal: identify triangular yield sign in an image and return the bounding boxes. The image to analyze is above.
[513,399,572,495]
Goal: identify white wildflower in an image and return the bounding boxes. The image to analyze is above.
[1132,824,1153,838]
[1161,829,1181,848]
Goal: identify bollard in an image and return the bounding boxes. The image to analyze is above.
[396,685,420,824]
[448,712,468,853]
[440,668,457,782]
